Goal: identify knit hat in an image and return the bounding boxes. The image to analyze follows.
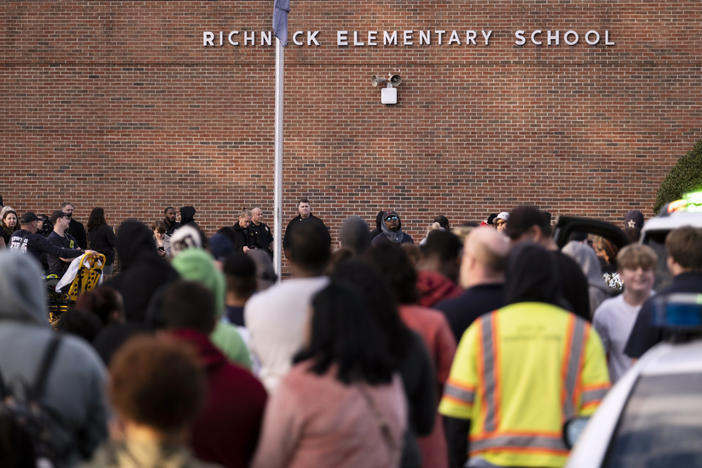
[495,212,509,222]
[340,216,371,255]
[624,210,644,230]
[171,249,225,318]
[170,225,202,257]
[0,250,48,325]
[208,233,234,261]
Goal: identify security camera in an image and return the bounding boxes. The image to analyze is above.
[371,75,387,87]
[389,74,402,87]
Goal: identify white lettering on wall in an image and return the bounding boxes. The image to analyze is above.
[202,29,615,48]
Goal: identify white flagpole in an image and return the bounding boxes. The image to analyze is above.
[273,37,284,279]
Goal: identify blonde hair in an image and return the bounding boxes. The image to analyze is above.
[616,244,657,271]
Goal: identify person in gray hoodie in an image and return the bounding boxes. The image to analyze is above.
[562,240,611,317]
[0,250,109,466]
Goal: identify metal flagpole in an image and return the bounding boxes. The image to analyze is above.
[272,0,288,280]
[273,38,284,279]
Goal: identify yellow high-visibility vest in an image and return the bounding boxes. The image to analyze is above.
[439,302,610,468]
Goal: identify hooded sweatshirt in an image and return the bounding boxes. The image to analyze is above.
[171,249,252,370]
[105,220,179,323]
[371,211,414,246]
[562,241,610,317]
[169,329,267,468]
[0,250,109,466]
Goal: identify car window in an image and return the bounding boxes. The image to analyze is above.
[604,373,702,468]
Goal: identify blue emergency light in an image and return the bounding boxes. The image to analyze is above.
[653,293,702,328]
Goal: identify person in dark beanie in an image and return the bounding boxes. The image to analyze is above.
[505,205,592,321]
[178,206,205,245]
[339,215,371,257]
[104,220,179,323]
[623,209,644,242]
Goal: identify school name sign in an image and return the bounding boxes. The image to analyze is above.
[203,29,615,48]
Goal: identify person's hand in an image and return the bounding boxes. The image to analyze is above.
[243,246,250,253]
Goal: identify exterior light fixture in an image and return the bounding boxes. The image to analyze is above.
[371,74,402,105]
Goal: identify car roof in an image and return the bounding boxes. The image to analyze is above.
[639,340,702,376]
[642,212,702,233]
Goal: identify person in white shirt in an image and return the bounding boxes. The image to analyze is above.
[244,220,331,392]
[593,244,657,382]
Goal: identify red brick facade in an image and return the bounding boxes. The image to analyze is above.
[2,1,701,243]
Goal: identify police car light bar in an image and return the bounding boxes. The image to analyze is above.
[653,293,702,328]
[666,189,702,214]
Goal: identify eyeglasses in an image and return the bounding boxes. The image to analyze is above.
[385,215,399,221]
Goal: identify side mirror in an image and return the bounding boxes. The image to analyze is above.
[563,416,590,449]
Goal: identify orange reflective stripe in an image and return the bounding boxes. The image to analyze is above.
[560,315,575,416]
[444,381,475,406]
[472,430,562,440]
[562,316,586,420]
[582,382,611,392]
[491,314,501,432]
[572,324,590,409]
[476,317,487,432]
[446,379,476,392]
[471,445,569,457]
[442,393,473,408]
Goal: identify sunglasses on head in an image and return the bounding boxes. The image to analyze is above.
[385,215,399,221]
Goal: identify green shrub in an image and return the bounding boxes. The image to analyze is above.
[653,139,702,214]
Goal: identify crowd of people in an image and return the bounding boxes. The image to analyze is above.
[0,195,701,468]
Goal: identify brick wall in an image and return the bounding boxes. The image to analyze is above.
[2,1,701,246]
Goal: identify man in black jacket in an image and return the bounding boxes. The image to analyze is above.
[9,212,85,270]
[250,207,273,258]
[61,202,87,249]
[282,198,327,251]
[217,210,257,254]
[46,210,84,277]
[163,206,178,236]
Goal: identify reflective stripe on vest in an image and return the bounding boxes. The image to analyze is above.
[480,314,499,433]
[562,316,587,420]
[581,386,608,406]
[471,433,568,455]
[444,380,475,406]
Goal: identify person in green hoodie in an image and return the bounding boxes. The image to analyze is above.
[171,248,252,370]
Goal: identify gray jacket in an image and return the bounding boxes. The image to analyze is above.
[0,250,109,466]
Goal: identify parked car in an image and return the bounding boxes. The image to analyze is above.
[640,190,702,289]
[565,293,702,467]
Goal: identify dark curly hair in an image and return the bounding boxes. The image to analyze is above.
[294,282,394,385]
[364,243,419,304]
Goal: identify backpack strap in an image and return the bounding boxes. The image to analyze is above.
[32,334,62,401]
